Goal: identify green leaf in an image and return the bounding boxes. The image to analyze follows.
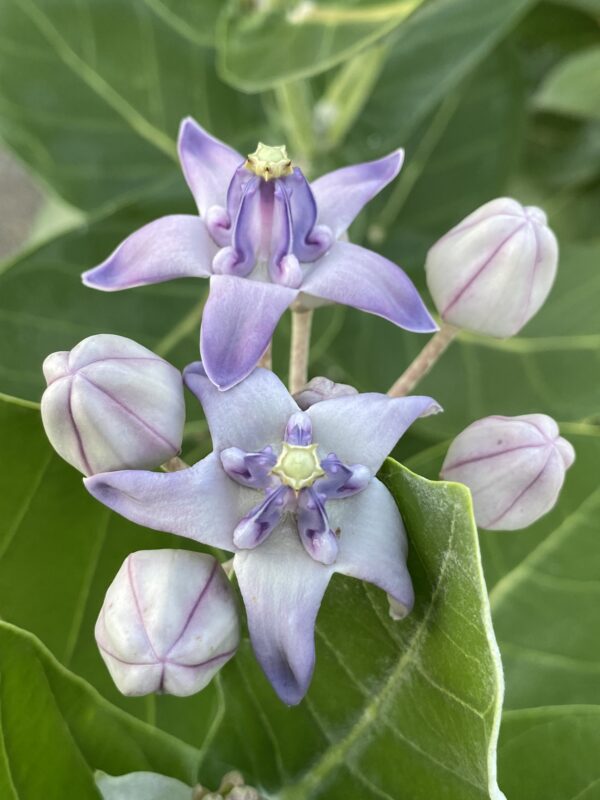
[0,393,506,798]
[217,0,427,91]
[0,0,263,211]
[498,706,600,800]
[0,621,199,799]
[535,46,600,120]
[481,428,600,710]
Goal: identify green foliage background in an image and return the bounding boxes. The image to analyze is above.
[0,0,598,797]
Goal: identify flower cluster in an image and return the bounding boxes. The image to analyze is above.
[41,116,573,710]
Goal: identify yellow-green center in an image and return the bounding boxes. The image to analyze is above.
[245,142,293,181]
[271,443,324,491]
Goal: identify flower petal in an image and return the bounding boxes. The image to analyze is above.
[85,453,248,550]
[332,479,414,614]
[200,275,298,390]
[82,215,216,291]
[234,521,332,704]
[184,361,299,452]
[309,393,440,474]
[178,117,244,215]
[301,241,437,333]
[310,150,404,237]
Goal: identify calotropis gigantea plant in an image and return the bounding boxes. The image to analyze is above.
[40,115,574,780]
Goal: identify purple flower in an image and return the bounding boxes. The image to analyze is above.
[82,118,437,390]
[85,365,440,704]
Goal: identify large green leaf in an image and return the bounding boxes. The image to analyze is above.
[217,0,426,91]
[498,706,600,800]
[482,429,600,710]
[0,0,263,211]
[0,394,505,797]
[0,621,199,799]
[535,46,600,120]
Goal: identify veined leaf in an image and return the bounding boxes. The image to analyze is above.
[0,0,263,211]
[0,621,199,799]
[498,705,600,800]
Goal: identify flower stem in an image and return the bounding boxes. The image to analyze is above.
[161,456,189,472]
[387,322,458,397]
[258,340,273,370]
[289,308,313,394]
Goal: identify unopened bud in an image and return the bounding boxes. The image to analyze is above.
[96,550,240,696]
[426,198,558,337]
[293,376,358,410]
[41,334,185,475]
[441,414,574,530]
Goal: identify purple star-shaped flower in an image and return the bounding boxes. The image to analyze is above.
[85,365,440,704]
[82,118,437,390]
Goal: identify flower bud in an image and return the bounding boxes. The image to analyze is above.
[293,376,358,410]
[41,334,185,475]
[441,414,574,530]
[96,550,240,696]
[425,198,558,337]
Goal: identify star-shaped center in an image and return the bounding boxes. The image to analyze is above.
[245,142,293,181]
[271,443,324,491]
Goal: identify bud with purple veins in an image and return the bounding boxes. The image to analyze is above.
[425,197,558,338]
[41,334,185,476]
[293,375,358,410]
[441,414,575,530]
[96,550,240,697]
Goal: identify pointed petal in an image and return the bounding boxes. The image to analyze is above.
[308,393,440,474]
[332,479,414,614]
[178,117,244,216]
[200,275,298,390]
[297,489,339,565]
[234,521,332,704]
[82,215,216,291]
[302,241,437,332]
[84,453,247,550]
[311,150,404,237]
[184,360,299,452]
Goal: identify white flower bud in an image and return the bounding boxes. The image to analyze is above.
[96,550,240,697]
[293,376,358,410]
[441,414,575,530]
[425,198,558,337]
[41,334,185,475]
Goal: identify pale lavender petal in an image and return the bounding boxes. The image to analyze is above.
[200,275,298,390]
[85,453,246,550]
[82,216,216,291]
[220,446,277,489]
[183,361,299,452]
[308,393,441,474]
[233,521,332,704]
[284,411,313,446]
[311,150,404,237]
[315,455,371,499]
[301,241,437,333]
[233,486,293,550]
[178,117,244,216]
[332,479,414,614]
[297,488,339,565]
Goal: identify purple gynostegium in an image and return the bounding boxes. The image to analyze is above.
[82,118,437,390]
[85,364,440,705]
